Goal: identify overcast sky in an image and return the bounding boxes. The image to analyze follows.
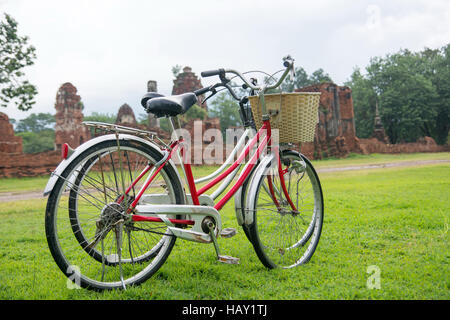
[1,0,449,121]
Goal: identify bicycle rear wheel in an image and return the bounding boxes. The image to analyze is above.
[247,151,323,268]
[45,139,184,290]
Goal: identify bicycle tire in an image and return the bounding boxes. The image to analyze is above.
[45,139,184,290]
[247,151,324,269]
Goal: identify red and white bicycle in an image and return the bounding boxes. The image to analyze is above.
[44,56,324,291]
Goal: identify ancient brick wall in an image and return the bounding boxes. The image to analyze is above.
[359,137,449,154]
[0,150,60,178]
[296,83,360,159]
[0,112,22,154]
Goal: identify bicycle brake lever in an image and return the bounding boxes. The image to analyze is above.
[201,89,217,104]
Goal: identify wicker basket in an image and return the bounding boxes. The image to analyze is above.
[249,92,321,143]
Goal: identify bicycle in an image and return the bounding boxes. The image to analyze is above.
[44,55,324,291]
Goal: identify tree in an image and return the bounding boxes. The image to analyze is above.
[172,64,182,78]
[346,46,449,144]
[183,104,206,121]
[16,129,54,153]
[13,112,55,153]
[309,68,333,84]
[208,92,241,135]
[346,67,378,139]
[83,112,117,136]
[15,112,55,132]
[83,112,116,124]
[0,13,37,111]
[420,45,450,144]
[280,67,333,92]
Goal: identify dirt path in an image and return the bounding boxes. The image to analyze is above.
[0,159,448,202]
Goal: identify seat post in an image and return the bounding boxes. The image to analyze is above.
[168,116,182,138]
[168,116,190,203]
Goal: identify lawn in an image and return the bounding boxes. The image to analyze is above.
[0,153,448,299]
[0,152,449,193]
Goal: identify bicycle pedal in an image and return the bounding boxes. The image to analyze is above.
[220,228,237,238]
[218,255,240,264]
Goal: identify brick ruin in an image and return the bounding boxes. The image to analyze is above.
[1,72,448,178]
[0,111,59,177]
[296,82,360,159]
[54,82,90,150]
[170,66,222,164]
[172,66,208,110]
[115,103,138,127]
[0,112,22,154]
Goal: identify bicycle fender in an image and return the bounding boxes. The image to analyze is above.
[43,134,182,196]
[243,152,275,226]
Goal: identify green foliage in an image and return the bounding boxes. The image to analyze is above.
[159,117,171,133]
[83,112,116,124]
[15,112,55,133]
[13,113,55,153]
[172,64,182,78]
[183,104,206,121]
[0,13,37,111]
[83,112,116,136]
[16,129,54,153]
[345,68,377,139]
[346,45,449,144]
[137,113,149,126]
[208,92,241,134]
[280,66,333,92]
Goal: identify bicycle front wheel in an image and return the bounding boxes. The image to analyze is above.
[248,150,324,269]
[45,139,184,290]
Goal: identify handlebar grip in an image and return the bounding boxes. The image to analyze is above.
[201,68,224,77]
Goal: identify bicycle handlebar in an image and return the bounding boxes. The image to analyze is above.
[196,55,295,102]
[201,68,225,78]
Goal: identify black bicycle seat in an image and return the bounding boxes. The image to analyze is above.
[145,93,197,118]
[140,92,165,108]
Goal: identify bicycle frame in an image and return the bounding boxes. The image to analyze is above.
[121,118,297,227]
[114,56,298,228]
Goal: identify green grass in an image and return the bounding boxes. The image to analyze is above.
[0,161,448,299]
[310,152,450,169]
[0,152,448,193]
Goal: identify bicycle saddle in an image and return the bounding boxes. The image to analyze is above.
[145,93,197,118]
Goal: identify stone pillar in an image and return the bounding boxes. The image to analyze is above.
[147,80,157,93]
[372,100,388,143]
[147,80,160,128]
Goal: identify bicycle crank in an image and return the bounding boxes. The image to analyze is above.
[202,217,240,265]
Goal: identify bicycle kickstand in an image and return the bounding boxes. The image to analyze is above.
[204,219,240,265]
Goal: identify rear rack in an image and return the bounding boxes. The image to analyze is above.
[83,121,169,148]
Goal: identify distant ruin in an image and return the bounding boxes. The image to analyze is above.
[296,82,360,159]
[115,103,138,127]
[0,112,22,154]
[172,66,208,111]
[54,83,90,150]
